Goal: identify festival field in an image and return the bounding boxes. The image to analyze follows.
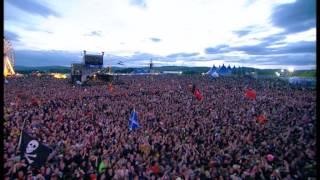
[3,75,316,179]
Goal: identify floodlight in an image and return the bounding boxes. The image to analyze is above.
[287,67,295,73]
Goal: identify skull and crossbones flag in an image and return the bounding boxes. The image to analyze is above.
[19,131,52,167]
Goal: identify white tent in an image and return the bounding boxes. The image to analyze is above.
[211,71,219,77]
[288,77,316,86]
[207,64,232,77]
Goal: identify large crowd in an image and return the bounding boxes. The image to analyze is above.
[3,75,316,179]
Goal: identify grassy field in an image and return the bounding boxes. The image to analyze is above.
[293,70,316,77]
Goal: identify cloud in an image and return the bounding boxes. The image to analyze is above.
[233,30,251,37]
[205,45,229,54]
[271,0,316,33]
[5,0,60,17]
[84,31,103,37]
[276,41,316,54]
[150,37,161,42]
[130,52,162,60]
[244,54,316,66]
[130,0,147,8]
[259,34,285,44]
[15,50,80,67]
[202,52,316,69]
[234,41,316,55]
[202,39,316,69]
[4,31,20,42]
[244,0,257,7]
[230,45,266,55]
[166,52,199,58]
[205,32,315,55]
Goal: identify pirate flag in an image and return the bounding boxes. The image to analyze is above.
[19,131,52,167]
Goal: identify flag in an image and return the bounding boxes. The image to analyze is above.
[108,83,113,93]
[257,115,267,124]
[98,161,107,173]
[245,88,256,100]
[129,109,140,131]
[194,88,203,101]
[19,131,52,167]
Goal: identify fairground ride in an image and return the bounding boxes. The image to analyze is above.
[4,38,16,77]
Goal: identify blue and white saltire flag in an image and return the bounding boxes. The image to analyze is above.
[129,109,140,131]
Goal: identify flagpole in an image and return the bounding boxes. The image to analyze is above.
[10,118,27,179]
[17,118,27,150]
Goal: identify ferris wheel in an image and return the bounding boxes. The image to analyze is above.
[4,37,16,76]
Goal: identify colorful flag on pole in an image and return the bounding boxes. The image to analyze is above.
[108,83,113,93]
[245,88,257,100]
[194,88,203,101]
[257,114,267,124]
[129,109,140,131]
[19,131,52,167]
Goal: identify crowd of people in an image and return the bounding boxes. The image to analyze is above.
[3,74,316,179]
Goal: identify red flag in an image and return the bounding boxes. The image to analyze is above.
[194,88,203,101]
[245,89,256,100]
[108,83,113,92]
[257,115,267,124]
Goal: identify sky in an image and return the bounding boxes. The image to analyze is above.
[4,0,316,69]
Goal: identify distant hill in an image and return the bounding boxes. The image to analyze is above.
[293,70,316,77]
[15,65,128,74]
[15,66,70,73]
[114,66,210,74]
[15,65,70,70]
[154,66,210,72]
[14,65,316,77]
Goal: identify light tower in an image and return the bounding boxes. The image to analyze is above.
[149,58,154,73]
